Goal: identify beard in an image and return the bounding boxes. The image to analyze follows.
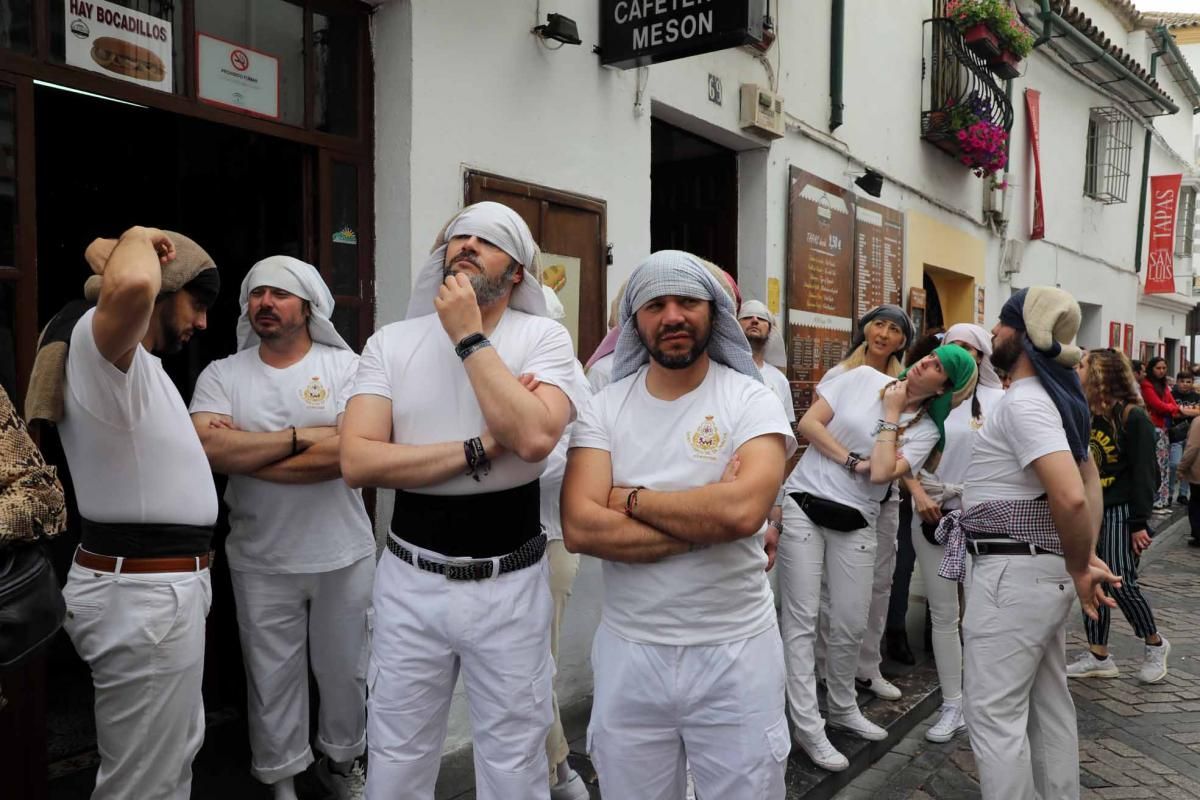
[991,332,1024,373]
[444,254,519,307]
[156,307,187,355]
[251,311,307,341]
[744,330,768,355]
[639,323,712,370]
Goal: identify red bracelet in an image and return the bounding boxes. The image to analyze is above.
[624,487,643,518]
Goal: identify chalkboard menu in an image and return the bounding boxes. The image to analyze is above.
[785,169,909,428]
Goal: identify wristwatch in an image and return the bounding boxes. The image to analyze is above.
[767,518,783,533]
[455,332,490,360]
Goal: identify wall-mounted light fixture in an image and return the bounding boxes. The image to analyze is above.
[533,14,582,47]
[854,169,884,198]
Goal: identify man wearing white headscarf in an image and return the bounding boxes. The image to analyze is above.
[563,251,797,800]
[189,256,374,800]
[341,201,588,800]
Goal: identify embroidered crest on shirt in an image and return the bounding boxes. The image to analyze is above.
[300,376,329,408]
[687,415,723,460]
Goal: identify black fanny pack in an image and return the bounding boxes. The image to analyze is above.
[789,492,869,532]
[921,520,940,546]
[80,518,214,558]
[392,479,542,559]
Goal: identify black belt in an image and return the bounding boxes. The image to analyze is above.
[968,539,1056,557]
[386,533,546,581]
[80,518,214,558]
[391,480,541,558]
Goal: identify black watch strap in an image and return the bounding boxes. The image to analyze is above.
[455,332,487,359]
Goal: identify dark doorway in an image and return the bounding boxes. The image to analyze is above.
[922,273,945,333]
[650,118,739,278]
[34,83,311,797]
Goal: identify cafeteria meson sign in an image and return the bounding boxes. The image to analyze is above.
[600,0,767,69]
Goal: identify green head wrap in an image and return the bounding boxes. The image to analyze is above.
[898,343,979,452]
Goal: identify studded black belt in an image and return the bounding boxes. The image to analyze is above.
[386,533,547,581]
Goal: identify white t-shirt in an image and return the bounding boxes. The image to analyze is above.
[759,362,796,423]
[540,362,591,542]
[784,366,939,520]
[932,385,1005,510]
[59,308,218,526]
[587,352,614,393]
[352,309,588,495]
[190,343,374,574]
[569,361,797,646]
[963,377,1072,507]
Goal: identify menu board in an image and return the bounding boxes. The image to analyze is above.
[786,168,855,423]
[853,199,904,321]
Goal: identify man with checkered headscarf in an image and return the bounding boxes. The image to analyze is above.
[340,201,589,800]
[563,251,797,799]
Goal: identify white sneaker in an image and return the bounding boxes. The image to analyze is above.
[827,710,888,741]
[550,767,590,800]
[925,703,967,743]
[317,756,365,800]
[793,729,849,772]
[1138,637,1170,684]
[1066,651,1119,679]
[856,676,902,701]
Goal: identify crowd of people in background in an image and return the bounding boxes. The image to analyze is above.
[4,200,1185,800]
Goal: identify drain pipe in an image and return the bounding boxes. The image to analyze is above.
[1133,50,1162,274]
[1034,0,1052,47]
[830,0,844,131]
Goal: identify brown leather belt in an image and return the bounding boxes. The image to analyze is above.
[74,548,213,574]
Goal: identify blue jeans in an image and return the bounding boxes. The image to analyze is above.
[1171,442,1188,500]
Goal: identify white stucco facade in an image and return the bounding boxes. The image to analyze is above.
[368,0,1200,753]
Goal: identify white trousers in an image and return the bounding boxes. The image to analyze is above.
[814,495,899,681]
[963,553,1079,800]
[779,497,877,739]
[62,561,212,800]
[546,539,580,779]
[366,541,554,800]
[588,623,790,800]
[230,556,374,783]
[911,518,963,703]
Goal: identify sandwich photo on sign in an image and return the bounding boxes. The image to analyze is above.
[90,37,166,83]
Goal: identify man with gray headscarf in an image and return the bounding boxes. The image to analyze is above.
[189,256,374,800]
[563,250,796,799]
[44,227,219,800]
[341,201,587,800]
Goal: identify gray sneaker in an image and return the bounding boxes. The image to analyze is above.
[1138,637,1170,684]
[1066,651,1119,679]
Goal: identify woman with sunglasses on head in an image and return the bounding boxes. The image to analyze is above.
[901,324,1006,744]
[778,340,977,771]
[1067,348,1168,683]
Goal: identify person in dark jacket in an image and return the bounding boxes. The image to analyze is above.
[1171,372,1200,504]
[1068,349,1168,683]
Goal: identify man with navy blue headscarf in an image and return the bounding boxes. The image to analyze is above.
[563,250,797,799]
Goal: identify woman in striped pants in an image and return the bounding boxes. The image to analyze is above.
[1067,349,1169,684]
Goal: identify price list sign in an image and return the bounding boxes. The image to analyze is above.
[786,168,855,424]
[853,198,904,321]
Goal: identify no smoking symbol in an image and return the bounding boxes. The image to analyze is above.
[230,50,250,71]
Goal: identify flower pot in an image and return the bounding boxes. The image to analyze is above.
[961,23,1001,60]
[988,49,1021,79]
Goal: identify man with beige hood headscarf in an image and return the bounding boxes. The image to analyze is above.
[43,226,220,800]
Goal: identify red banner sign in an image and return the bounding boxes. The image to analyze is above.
[1025,89,1045,240]
[1144,173,1183,294]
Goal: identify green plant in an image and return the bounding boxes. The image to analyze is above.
[945,0,1035,59]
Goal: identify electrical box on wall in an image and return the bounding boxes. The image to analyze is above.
[739,84,784,139]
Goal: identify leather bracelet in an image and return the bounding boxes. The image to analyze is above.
[290,426,298,456]
[624,487,643,518]
[456,332,490,360]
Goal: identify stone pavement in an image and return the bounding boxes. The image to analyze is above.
[835,507,1200,800]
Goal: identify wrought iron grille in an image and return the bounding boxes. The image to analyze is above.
[921,19,1014,158]
[1178,186,1196,258]
[1083,107,1132,205]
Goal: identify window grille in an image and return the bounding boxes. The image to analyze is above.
[1083,107,1132,204]
[1178,186,1197,259]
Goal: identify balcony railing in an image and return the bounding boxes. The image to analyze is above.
[921,18,1014,161]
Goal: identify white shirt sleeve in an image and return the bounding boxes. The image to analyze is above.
[189,359,231,416]
[334,351,360,416]
[523,322,590,419]
[568,392,611,453]
[733,382,800,459]
[1006,392,1071,468]
[899,417,941,475]
[65,308,150,429]
[351,331,392,400]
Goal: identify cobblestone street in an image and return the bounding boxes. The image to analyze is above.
[836,513,1200,800]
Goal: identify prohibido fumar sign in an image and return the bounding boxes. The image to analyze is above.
[599,0,767,69]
